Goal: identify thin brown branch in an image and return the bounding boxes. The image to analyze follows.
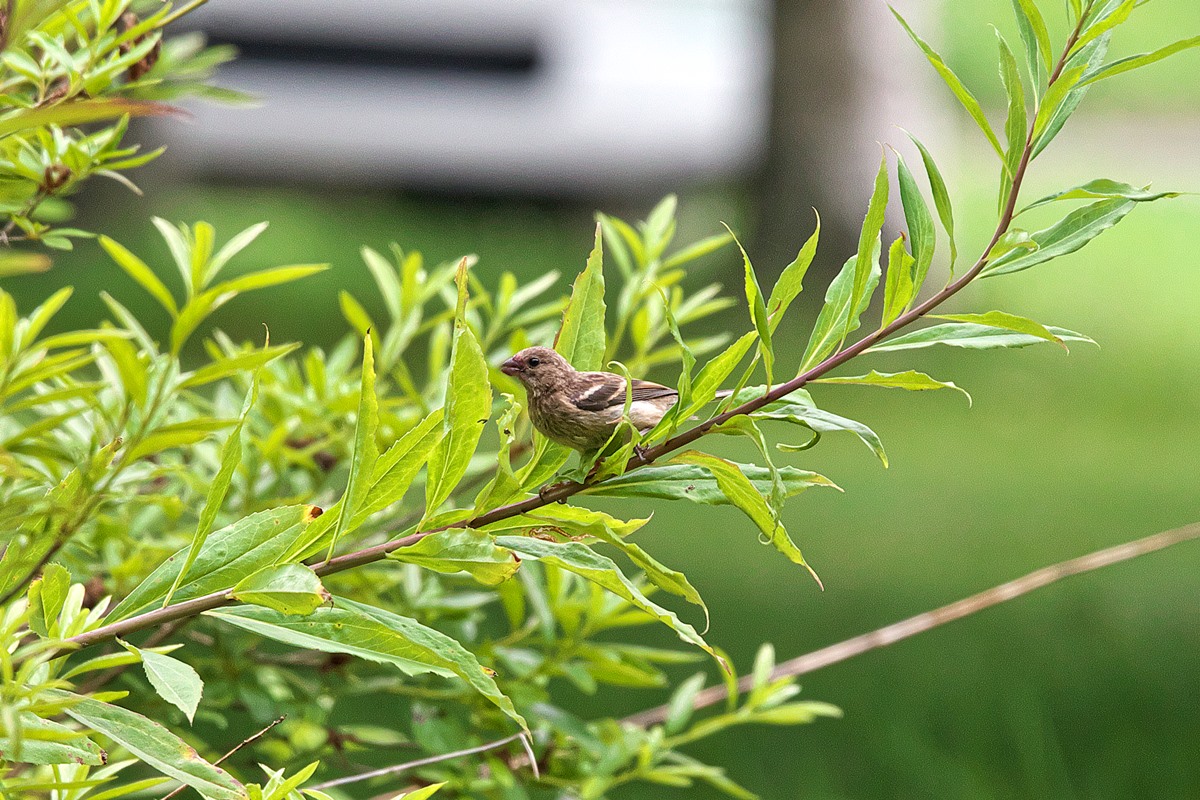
[58,14,1089,656]
[161,716,286,800]
[623,522,1200,728]
[307,732,528,791]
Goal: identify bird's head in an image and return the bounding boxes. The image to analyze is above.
[500,346,572,392]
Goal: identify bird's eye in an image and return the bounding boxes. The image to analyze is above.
[528,356,541,367]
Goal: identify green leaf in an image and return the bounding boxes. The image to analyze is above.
[895,152,936,300]
[680,331,757,419]
[1072,0,1136,56]
[126,418,235,462]
[206,222,269,285]
[728,226,773,383]
[798,238,881,373]
[1079,35,1200,86]
[394,784,446,800]
[488,504,706,621]
[750,701,844,725]
[1032,33,1110,158]
[931,311,1063,348]
[165,378,259,606]
[665,672,708,734]
[814,369,971,404]
[982,197,1139,276]
[327,335,379,560]
[0,99,174,138]
[109,505,322,620]
[766,211,820,332]
[99,235,177,316]
[20,287,72,350]
[1012,0,1053,82]
[352,409,444,523]
[746,387,888,467]
[584,462,838,504]
[425,260,491,515]
[663,231,734,269]
[387,529,520,586]
[0,713,105,766]
[27,563,69,637]
[118,642,204,723]
[495,535,724,665]
[232,564,329,615]
[891,6,1006,162]
[207,264,328,296]
[208,601,527,730]
[554,224,607,371]
[903,131,957,269]
[881,235,917,328]
[0,251,51,277]
[850,152,890,337]
[670,451,820,584]
[866,322,1094,353]
[1018,179,1184,215]
[473,395,526,512]
[52,691,246,800]
[179,343,299,388]
[997,31,1028,208]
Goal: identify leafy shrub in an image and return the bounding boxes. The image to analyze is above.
[2,1,1197,799]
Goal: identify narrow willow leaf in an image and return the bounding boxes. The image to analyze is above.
[52,691,246,800]
[665,673,708,734]
[585,462,838,504]
[1019,179,1183,215]
[179,343,298,389]
[850,152,890,341]
[1033,64,1086,140]
[881,235,917,328]
[231,564,329,615]
[1012,0,1053,83]
[866,322,1094,353]
[1033,34,1110,158]
[387,529,520,586]
[663,231,734,269]
[895,152,936,299]
[932,311,1063,348]
[327,335,379,561]
[353,409,444,523]
[681,331,757,419]
[361,246,403,321]
[727,226,773,383]
[206,221,268,285]
[766,211,820,332]
[982,197,1138,276]
[473,396,525,513]
[1080,35,1200,86]
[99,236,177,316]
[118,642,204,723]
[554,225,607,371]
[1072,0,1136,56]
[495,536,724,664]
[426,260,491,515]
[891,6,1006,162]
[27,563,69,637]
[997,31,1028,211]
[209,601,527,730]
[746,386,888,467]
[486,504,706,620]
[799,237,881,373]
[394,784,446,800]
[0,713,104,766]
[814,369,971,404]
[904,131,957,269]
[207,265,328,296]
[109,506,321,620]
[165,378,258,606]
[20,287,73,350]
[671,451,820,585]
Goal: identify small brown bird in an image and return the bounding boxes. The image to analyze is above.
[500,346,678,452]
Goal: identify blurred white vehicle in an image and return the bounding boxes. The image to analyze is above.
[154,0,772,194]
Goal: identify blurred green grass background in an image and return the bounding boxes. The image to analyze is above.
[4,2,1200,796]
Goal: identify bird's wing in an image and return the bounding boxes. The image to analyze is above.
[570,374,677,411]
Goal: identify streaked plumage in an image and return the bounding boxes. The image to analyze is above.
[500,346,677,452]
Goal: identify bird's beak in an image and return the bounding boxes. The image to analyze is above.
[500,357,521,377]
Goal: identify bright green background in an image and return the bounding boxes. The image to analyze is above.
[5,1,1200,797]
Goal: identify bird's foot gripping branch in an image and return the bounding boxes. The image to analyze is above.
[4,2,1199,798]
